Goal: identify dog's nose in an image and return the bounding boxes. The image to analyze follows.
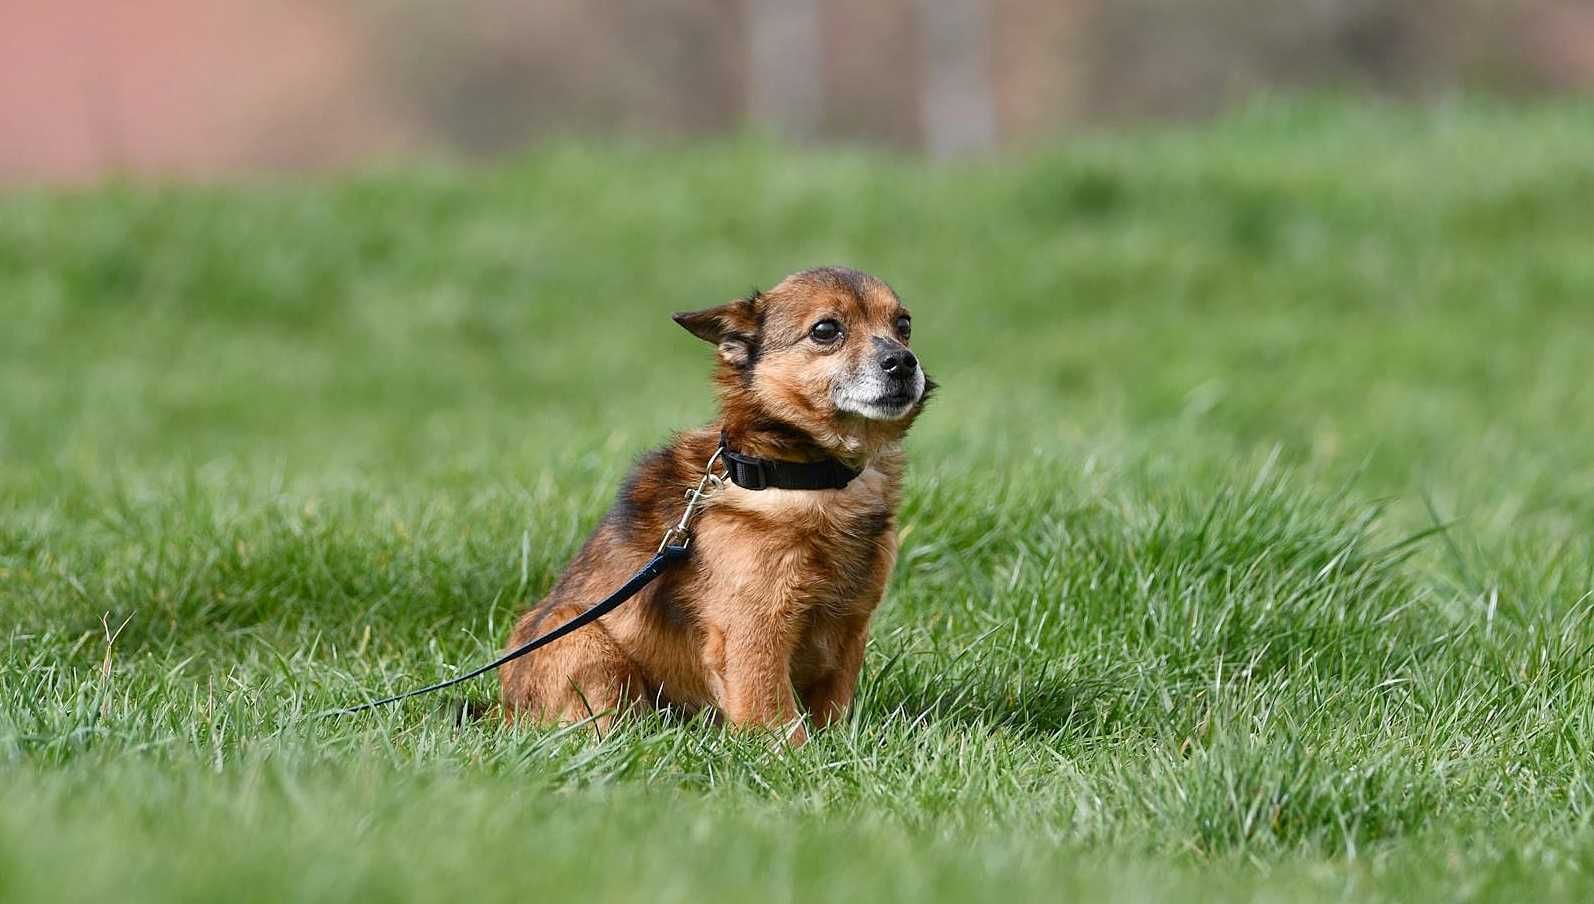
[879,349,918,377]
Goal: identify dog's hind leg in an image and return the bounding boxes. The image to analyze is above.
[500,603,643,733]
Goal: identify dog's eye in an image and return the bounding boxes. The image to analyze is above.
[810,319,843,344]
[895,315,912,340]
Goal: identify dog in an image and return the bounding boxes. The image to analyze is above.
[500,266,931,744]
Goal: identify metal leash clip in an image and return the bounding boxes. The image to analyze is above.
[656,444,726,553]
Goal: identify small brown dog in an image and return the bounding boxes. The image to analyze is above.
[500,266,930,744]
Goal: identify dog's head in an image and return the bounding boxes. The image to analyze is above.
[674,267,933,458]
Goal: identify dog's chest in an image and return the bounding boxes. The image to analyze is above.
[694,467,896,609]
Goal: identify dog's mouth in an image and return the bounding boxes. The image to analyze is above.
[831,369,927,422]
[878,386,916,408]
[853,383,921,420]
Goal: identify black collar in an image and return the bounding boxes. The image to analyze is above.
[720,441,861,491]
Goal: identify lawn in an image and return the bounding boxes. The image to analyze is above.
[4,98,1594,902]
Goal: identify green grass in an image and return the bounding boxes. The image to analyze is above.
[4,98,1594,902]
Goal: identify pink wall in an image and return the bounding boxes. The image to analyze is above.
[0,0,412,181]
[2,0,1589,183]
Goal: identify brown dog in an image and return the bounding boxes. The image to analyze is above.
[500,266,930,744]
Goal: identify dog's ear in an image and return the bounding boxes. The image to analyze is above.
[672,295,760,368]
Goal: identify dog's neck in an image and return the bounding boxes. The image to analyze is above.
[717,411,897,473]
[718,413,840,463]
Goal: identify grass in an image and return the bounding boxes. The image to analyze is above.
[4,97,1594,901]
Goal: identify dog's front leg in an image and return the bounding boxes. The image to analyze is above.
[712,618,807,746]
[800,616,870,729]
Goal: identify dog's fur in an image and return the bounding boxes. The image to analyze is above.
[500,266,930,744]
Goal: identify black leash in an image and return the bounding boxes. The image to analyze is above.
[324,544,689,716]
[325,445,727,718]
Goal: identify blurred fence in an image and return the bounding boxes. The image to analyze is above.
[2,0,1591,180]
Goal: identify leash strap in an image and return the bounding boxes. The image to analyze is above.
[325,544,689,717]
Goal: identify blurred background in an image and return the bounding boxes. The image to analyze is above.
[4,0,1593,180]
[7,5,1594,896]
